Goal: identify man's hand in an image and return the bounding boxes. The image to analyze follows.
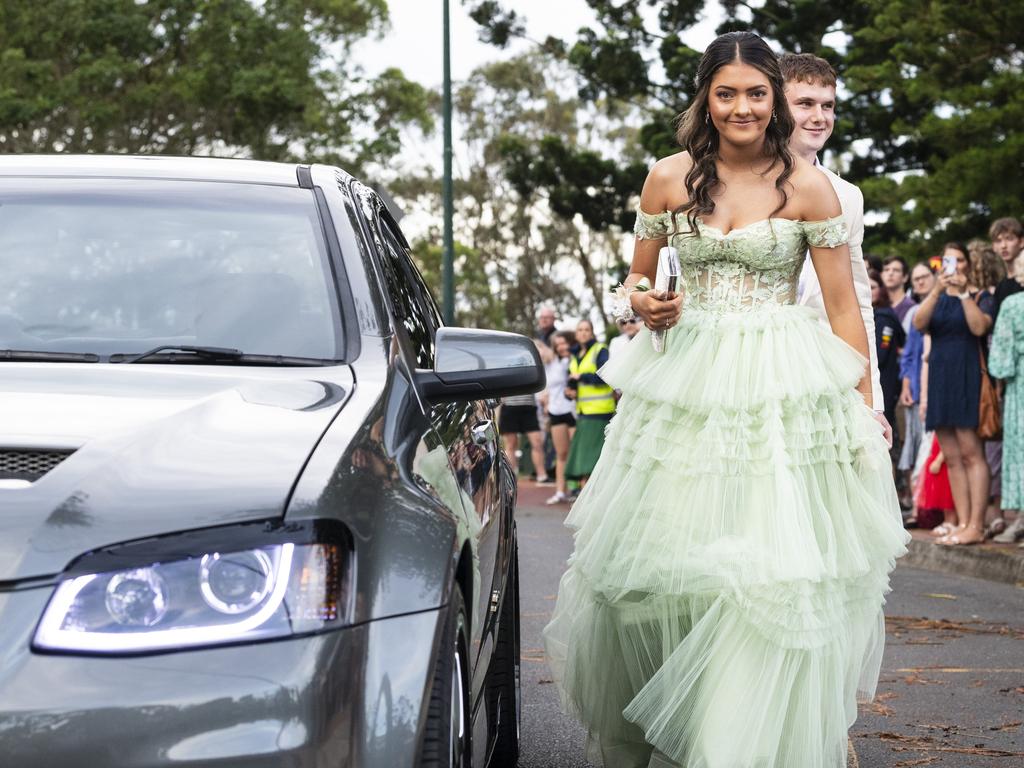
[899,382,914,407]
[872,410,893,448]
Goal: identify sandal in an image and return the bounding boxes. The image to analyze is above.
[939,525,985,546]
[984,518,1007,539]
[931,523,955,537]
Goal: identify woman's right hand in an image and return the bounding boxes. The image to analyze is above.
[632,289,683,331]
[935,273,956,293]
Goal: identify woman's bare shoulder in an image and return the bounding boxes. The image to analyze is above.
[641,152,692,211]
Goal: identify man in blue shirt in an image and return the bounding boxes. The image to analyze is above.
[898,263,937,517]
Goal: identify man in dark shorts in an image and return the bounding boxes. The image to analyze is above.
[499,392,549,483]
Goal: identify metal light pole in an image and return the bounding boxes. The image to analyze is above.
[441,0,455,325]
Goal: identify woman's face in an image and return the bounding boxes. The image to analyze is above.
[910,265,936,295]
[869,277,883,304]
[945,247,969,276]
[554,335,570,358]
[575,321,594,344]
[707,61,773,148]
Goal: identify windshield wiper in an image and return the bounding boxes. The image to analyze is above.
[0,349,99,363]
[111,345,332,366]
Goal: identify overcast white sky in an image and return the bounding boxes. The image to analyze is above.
[353,0,723,89]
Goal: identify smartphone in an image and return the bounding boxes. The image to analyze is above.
[942,254,957,276]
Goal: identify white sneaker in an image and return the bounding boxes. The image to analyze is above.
[546,491,569,505]
[993,516,1024,543]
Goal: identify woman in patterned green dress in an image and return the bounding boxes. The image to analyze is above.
[989,252,1024,531]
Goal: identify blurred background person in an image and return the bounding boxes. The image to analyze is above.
[991,217,1023,323]
[540,331,577,505]
[498,343,550,485]
[536,304,558,348]
[914,433,956,533]
[564,318,613,490]
[869,269,906,461]
[990,250,1024,545]
[968,241,1007,296]
[966,240,1008,535]
[882,256,916,325]
[899,262,936,517]
[913,241,994,545]
[608,315,642,356]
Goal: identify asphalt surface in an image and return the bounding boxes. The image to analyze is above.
[514,482,1024,768]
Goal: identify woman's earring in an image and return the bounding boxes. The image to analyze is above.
[705,112,710,124]
[772,109,778,122]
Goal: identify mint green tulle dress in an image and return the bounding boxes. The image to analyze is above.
[542,209,910,768]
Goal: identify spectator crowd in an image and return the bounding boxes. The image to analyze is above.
[499,214,1024,551]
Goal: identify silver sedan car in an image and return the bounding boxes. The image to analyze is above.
[0,155,541,767]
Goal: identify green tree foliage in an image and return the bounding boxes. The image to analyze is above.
[0,0,432,170]
[391,53,637,335]
[464,0,1024,259]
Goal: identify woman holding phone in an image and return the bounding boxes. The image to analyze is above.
[913,242,994,544]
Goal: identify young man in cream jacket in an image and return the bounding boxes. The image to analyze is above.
[781,52,891,446]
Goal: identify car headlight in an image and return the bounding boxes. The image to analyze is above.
[33,520,353,655]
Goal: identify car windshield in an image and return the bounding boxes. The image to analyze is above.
[0,178,342,361]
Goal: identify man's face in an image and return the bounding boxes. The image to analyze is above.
[784,80,836,158]
[537,309,555,330]
[881,260,907,291]
[993,232,1022,265]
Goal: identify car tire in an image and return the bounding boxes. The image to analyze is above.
[485,537,520,767]
[419,586,471,768]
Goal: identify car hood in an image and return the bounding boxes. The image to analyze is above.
[0,364,353,582]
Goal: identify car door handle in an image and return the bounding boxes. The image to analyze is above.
[472,420,495,445]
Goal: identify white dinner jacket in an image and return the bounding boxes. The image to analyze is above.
[797,165,884,409]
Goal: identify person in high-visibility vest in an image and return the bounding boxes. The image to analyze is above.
[565,318,615,487]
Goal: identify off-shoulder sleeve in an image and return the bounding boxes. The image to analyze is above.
[802,215,849,248]
[633,206,671,240]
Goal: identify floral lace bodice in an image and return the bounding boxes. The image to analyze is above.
[634,207,848,313]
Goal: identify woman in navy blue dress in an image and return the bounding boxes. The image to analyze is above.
[914,242,994,544]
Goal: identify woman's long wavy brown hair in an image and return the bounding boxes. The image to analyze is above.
[673,32,796,237]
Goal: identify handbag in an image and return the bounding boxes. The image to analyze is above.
[978,344,1002,440]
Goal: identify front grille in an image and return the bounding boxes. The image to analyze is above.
[0,449,74,482]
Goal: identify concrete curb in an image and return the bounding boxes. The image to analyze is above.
[900,536,1024,586]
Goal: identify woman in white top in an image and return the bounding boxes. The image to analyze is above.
[539,331,577,504]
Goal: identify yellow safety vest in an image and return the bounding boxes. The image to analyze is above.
[570,343,615,416]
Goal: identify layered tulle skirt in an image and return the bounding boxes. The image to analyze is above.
[542,305,910,768]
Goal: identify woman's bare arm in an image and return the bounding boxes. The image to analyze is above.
[628,156,685,330]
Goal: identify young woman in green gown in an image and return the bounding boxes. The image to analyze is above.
[543,31,909,768]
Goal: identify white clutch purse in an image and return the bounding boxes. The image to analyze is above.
[651,246,681,353]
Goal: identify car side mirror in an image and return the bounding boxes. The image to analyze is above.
[415,328,546,404]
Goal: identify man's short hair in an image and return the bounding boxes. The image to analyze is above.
[779,53,837,89]
[989,216,1023,240]
[882,256,909,275]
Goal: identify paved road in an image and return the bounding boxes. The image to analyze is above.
[514,483,1024,767]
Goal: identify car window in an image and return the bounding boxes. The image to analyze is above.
[376,208,441,369]
[0,179,343,360]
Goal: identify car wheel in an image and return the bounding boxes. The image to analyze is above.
[486,536,520,767]
[419,586,471,768]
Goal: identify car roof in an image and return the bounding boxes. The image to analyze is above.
[0,154,302,186]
